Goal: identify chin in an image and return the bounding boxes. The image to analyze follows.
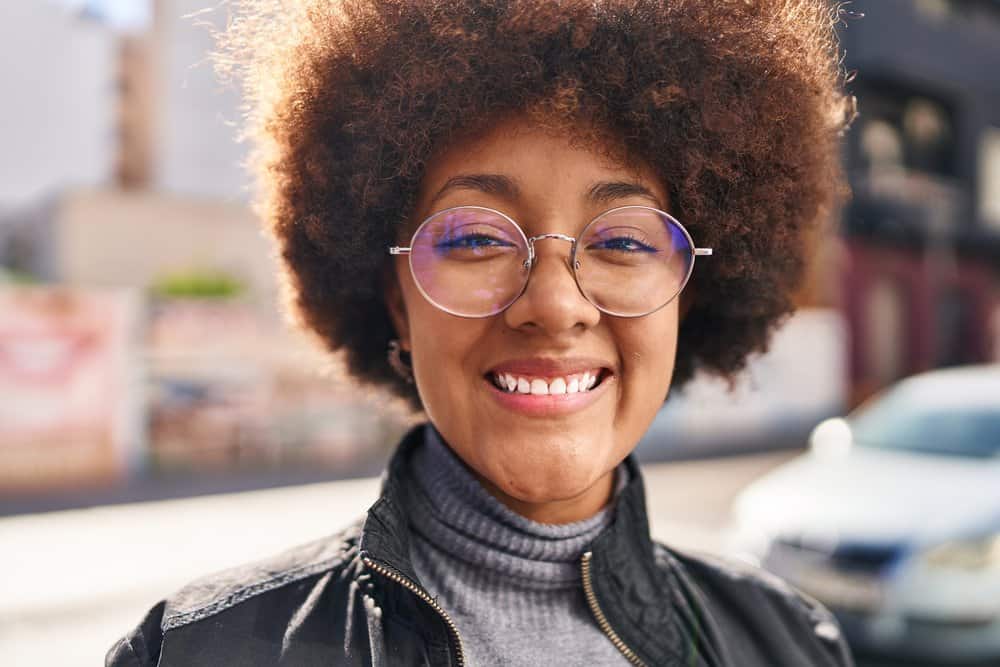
[497,455,607,504]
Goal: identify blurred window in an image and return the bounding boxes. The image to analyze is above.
[914,0,952,20]
[851,389,1000,458]
[955,0,1000,22]
[865,277,908,385]
[902,98,952,175]
[915,0,1000,24]
[979,126,1000,230]
[934,287,975,367]
[860,120,903,172]
[855,86,956,178]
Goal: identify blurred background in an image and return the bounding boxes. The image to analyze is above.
[1,1,998,665]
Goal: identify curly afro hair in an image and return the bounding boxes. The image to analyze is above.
[221,0,854,409]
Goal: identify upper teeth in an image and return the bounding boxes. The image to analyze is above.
[492,371,600,394]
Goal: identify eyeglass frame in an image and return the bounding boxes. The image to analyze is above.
[387,204,713,319]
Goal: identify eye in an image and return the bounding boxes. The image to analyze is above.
[435,234,516,250]
[588,235,658,253]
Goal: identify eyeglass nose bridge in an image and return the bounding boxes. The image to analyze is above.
[523,233,580,271]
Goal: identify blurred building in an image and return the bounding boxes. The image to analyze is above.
[839,0,1000,405]
[0,3,407,502]
[150,0,250,201]
[55,189,279,319]
[0,3,117,208]
[95,0,248,199]
[0,3,118,281]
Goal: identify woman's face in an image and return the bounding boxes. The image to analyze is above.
[387,117,684,523]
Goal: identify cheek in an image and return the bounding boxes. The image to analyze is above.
[401,284,491,403]
[616,307,679,414]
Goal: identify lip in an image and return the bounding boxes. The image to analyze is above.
[483,357,616,418]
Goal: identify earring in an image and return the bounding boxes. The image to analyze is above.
[387,339,414,384]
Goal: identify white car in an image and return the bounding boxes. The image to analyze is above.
[731,365,1000,661]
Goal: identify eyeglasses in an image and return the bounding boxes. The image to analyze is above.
[388,205,712,318]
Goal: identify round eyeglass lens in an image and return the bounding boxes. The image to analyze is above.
[408,207,530,317]
[575,207,694,317]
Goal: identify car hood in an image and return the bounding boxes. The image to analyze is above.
[734,447,1000,547]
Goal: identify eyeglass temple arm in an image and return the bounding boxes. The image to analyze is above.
[695,248,713,256]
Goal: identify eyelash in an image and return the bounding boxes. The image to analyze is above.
[588,234,657,253]
[435,234,515,249]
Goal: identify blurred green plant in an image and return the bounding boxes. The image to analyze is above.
[150,269,246,299]
[0,266,42,285]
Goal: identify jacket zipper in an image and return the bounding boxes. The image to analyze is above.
[581,551,647,667]
[362,556,466,667]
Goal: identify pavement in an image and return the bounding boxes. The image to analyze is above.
[0,449,980,666]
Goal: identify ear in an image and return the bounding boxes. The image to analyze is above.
[382,263,412,351]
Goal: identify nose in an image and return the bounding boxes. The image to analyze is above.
[502,234,601,334]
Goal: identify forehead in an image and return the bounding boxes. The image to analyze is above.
[414,117,667,211]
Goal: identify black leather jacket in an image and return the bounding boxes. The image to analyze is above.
[107,427,854,666]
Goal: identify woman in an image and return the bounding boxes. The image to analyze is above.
[109,0,856,665]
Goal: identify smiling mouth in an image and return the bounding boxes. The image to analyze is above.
[486,369,610,395]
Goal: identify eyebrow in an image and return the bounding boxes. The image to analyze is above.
[427,173,663,210]
[430,174,519,207]
[586,181,662,208]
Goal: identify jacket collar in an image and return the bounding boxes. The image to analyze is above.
[358,424,690,665]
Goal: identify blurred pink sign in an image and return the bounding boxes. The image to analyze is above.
[0,286,139,492]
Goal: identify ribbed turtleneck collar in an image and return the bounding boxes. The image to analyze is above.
[404,424,629,587]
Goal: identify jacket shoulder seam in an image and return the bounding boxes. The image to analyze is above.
[656,542,794,595]
[162,543,357,632]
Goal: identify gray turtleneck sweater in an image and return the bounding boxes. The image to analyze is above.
[405,425,631,666]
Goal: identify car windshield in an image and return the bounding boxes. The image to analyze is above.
[850,388,1000,459]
